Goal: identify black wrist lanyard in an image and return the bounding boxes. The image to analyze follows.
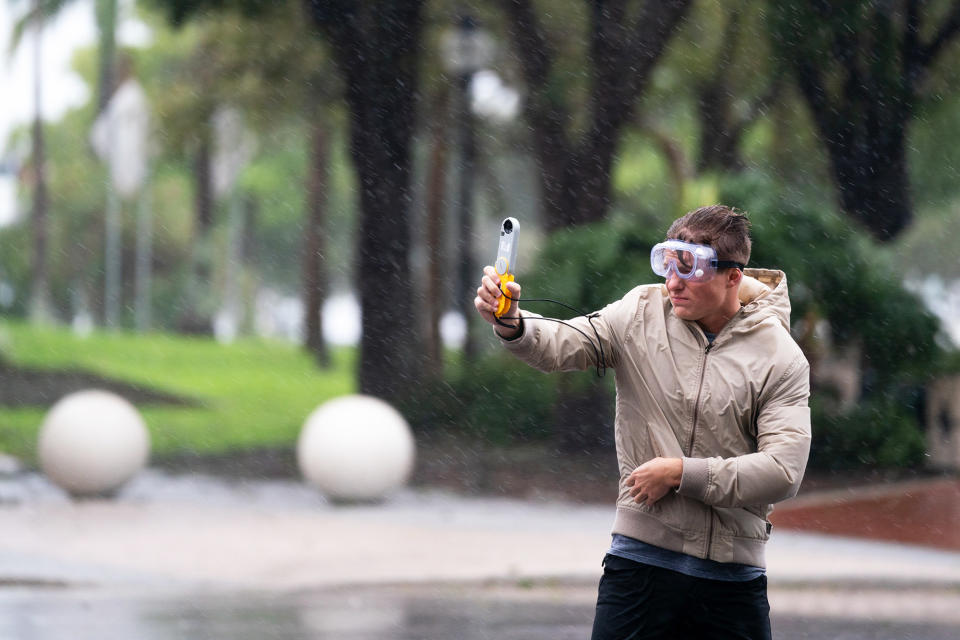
[494,291,608,377]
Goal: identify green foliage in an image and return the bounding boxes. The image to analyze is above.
[722,172,942,388]
[240,122,357,291]
[525,218,663,314]
[719,171,944,469]
[0,319,354,462]
[418,218,658,448]
[654,0,779,114]
[453,172,945,467]
[810,395,927,470]
[0,108,199,325]
[1,109,110,320]
[611,130,682,222]
[402,354,558,445]
[139,0,331,149]
[767,2,906,96]
[900,86,960,282]
[0,226,30,317]
[911,94,960,212]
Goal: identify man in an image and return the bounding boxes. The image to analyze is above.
[474,205,810,639]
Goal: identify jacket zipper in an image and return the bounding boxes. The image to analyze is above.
[687,309,745,558]
[688,339,714,557]
[686,341,712,456]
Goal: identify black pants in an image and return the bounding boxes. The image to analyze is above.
[590,554,772,640]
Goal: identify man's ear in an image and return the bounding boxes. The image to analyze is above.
[727,268,743,289]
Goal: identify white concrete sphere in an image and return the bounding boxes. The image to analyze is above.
[38,390,150,497]
[297,394,415,502]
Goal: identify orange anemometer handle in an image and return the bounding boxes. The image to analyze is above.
[496,273,515,318]
[493,218,519,318]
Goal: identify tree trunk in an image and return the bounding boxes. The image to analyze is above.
[694,5,743,174]
[303,115,330,367]
[29,93,50,322]
[240,194,259,335]
[824,126,912,242]
[29,0,51,323]
[178,130,215,335]
[791,58,915,241]
[768,1,960,241]
[306,0,426,403]
[696,83,743,174]
[194,134,214,235]
[639,119,691,214]
[423,89,450,378]
[502,0,693,231]
[351,126,419,400]
[455,72,479,360]
[94,0,117,114]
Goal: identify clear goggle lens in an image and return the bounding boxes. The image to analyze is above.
[662,249,696,275]
[650,241,717,282]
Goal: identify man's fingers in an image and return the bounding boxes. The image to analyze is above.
[478,278,503,311]
[483,265,500,280]
[475,266,523,329]
[477,283,493,306]
[475,292,496,316]
[482,275,503,300]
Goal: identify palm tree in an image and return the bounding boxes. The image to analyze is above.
[13,0,118,113]
[9,0,55,321]
[13,0,119,325]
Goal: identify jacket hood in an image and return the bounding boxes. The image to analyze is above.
[737,268,791,332]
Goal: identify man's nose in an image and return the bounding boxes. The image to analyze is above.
[666,272,685,291]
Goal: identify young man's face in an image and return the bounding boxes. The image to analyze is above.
[656,231,744,332]
[665,268,726,318]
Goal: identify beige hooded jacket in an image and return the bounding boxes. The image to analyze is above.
[498,268,811,569]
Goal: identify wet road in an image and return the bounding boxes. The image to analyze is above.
[2,583,958,640]
[4,470,960,638]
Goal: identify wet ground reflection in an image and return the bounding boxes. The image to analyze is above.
[2,584,958,640]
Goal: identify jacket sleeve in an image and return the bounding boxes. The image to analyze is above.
[494,291,637,372]
[677,353,811,507]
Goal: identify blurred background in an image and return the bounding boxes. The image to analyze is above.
[1,1,960,637]
[1,0,958,481]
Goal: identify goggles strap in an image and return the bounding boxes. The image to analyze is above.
[714,260,745,270]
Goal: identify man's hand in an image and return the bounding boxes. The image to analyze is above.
[474,265,522,338]
[627,457,683,506]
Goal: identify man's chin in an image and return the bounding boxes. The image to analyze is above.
[671,306,699,321]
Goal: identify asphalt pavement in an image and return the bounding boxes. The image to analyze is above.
[2,468,959,639]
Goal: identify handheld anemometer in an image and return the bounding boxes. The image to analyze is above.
[494,217,520,318]
[488,216,607,376]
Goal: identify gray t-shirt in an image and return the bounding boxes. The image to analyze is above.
[608,534,765,582]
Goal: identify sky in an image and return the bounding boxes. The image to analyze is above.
[0,0,149,226]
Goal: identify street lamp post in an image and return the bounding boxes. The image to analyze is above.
[442,15,493,360]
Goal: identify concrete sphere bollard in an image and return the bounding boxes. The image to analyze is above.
[297,394,415,502]
[38,390,150,497]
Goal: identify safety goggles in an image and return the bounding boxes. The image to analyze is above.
[650,240,745,283]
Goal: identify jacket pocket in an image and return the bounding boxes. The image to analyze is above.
[713,505,770,541]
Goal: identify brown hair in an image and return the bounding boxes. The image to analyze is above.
[666,205,751,266]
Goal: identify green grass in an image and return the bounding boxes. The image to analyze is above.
[0,319,355,462]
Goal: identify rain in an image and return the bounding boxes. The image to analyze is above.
[1,1,960,638]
